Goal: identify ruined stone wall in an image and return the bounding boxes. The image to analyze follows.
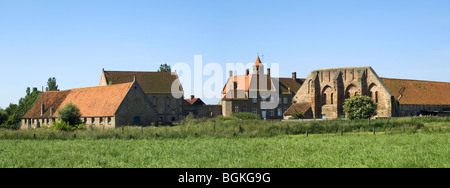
[293,67,394,119]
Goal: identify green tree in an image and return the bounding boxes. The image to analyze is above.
[57,102,82,126]
[0,108,8,125]
[289,110,305,119]
[157,63,171,72]
[5,103,18,116]
[343,95,378,120]
[46,77,59,91]
[5,89,42,129]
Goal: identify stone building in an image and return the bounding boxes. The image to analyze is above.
[183,95,222,118]
[221,57,304,119]
[21,80,155,129]
[284,66,450,119]
[100,69,184,122]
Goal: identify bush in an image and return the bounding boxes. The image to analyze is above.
[58,102,82,126]
[289,110,305,119]
[231,112,260,120]
[343,95,377,120]
[51,121,86,132]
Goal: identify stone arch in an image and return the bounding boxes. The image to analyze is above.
[368,83,378,103]
[322,85,333,105]
[345,84,357,99]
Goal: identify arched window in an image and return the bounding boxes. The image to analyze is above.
[323,93,327,105]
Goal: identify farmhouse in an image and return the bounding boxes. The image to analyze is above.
[284,66,450,119]
[100,69,184,122]
[221,56,304,119]
[21,80,155,129]
[183,95,222,118]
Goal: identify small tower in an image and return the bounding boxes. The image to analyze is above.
[252,56,264,75]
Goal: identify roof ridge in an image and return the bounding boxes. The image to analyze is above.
[381,77,450,84]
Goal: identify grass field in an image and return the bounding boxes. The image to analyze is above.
[0,132,448,168]
[0,116,449,168]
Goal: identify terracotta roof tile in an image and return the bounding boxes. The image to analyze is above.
[23,82,133,119]
[381,78,450,105]
[254,56,262,66]
[184,98,205,105]
[283,102,311,116]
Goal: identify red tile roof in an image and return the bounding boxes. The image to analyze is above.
[254,56,262,66]
[222,75,303,97]
[184,98,205,105]
[23,82,133,119]
[104,71,182,94]
[381,78,450,105]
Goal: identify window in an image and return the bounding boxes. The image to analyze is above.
[331,93,334,104]
[99,117,103,125]
[253,108,257,115]
[323,93,327,105]
[107,117,111,125]
[270,109,274,116]
[283,108,288,113]
[278,108,282,117]
[252,98,257,104]
[283,97,288,105]
[242,105,247,112]
[234,106,239,113]
[375,91,378,103]
[84,118,87,124]
[278,98,282,105]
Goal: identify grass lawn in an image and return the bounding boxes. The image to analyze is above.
[0,132,448,168]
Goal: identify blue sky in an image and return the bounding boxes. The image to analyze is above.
[1,0,450,107]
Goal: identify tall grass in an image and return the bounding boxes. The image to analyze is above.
[1,116,448,140]
[0,133,448,168]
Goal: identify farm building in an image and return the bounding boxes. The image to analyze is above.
[221,56,304,119]
[21,79,155,129]
[99,69,184,122]
[284,66,450,119]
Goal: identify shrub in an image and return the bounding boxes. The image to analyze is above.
[343,95,377,120]
[289,110,305,119]
[51,121,86,132]
[58,102,82,126]
[231,112,260,120]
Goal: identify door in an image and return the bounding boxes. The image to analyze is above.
[262,109,267,119]
[134,116,141,126]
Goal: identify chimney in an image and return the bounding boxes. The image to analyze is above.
[267,68,271,77]
[292,72,297,80]
[190,95,195,100]
[246,69,250,76]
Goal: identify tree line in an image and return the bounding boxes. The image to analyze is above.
[0,77,59,129]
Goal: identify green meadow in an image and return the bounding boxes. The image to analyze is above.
[0,117,449,168]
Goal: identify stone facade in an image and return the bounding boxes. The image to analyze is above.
[286,66,450,119]
[288,67,395,119]
[99,70,184,122]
